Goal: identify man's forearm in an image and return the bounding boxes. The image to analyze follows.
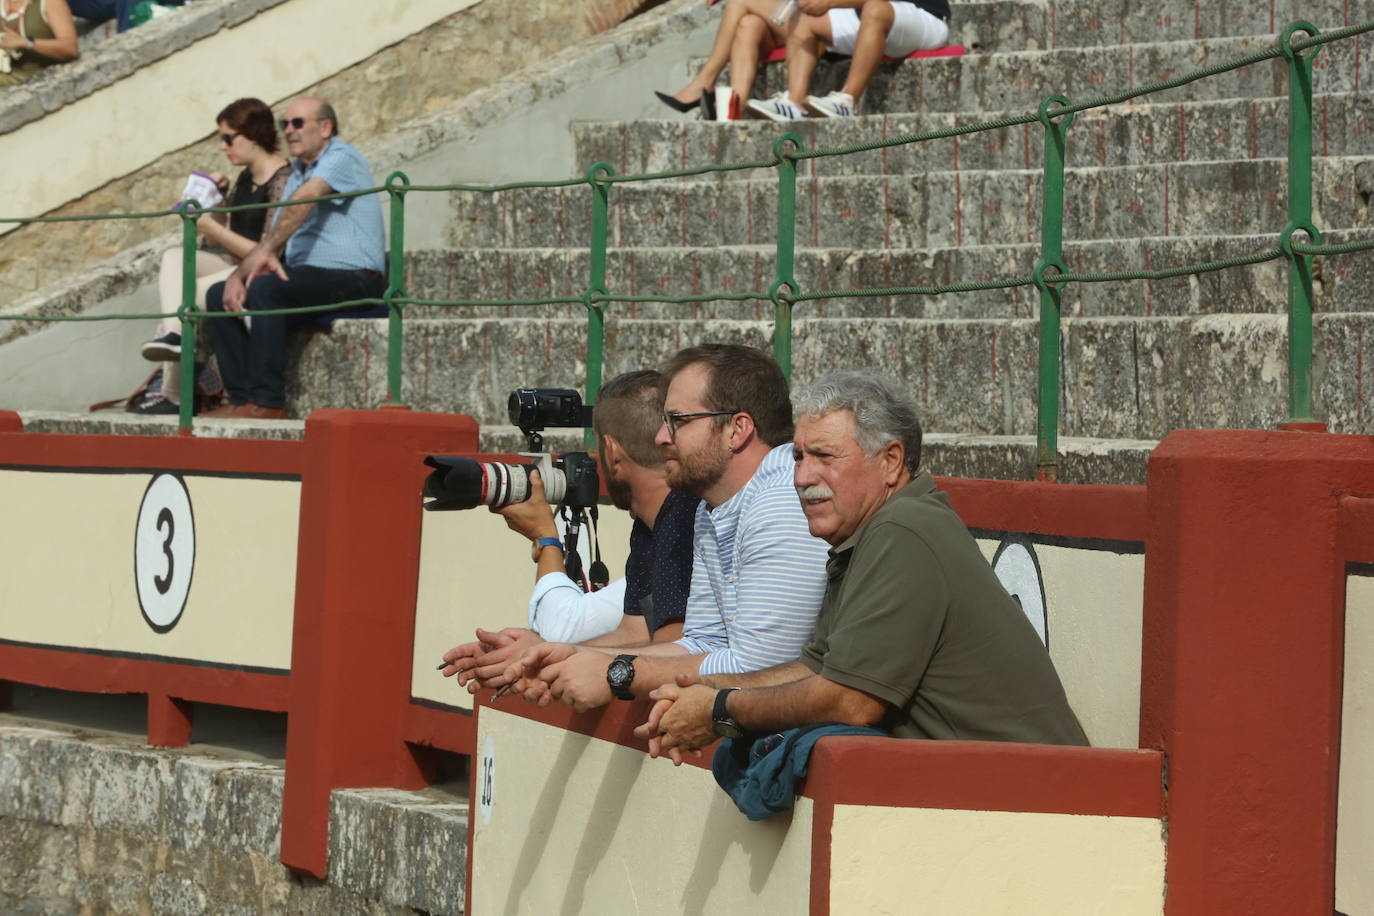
[254,200,314,258]
[702,660,813,690]
[629,653,702,697]
[729,673,886,733]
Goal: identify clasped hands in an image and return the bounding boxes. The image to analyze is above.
[440,631,721,764]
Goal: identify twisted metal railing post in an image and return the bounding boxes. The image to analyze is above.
[385,172,411,407]
[584,163,615,449]
[1281,23,1322,424]
[770,133,804,380]
[1033,96,1074,483]
[176,202,201,434]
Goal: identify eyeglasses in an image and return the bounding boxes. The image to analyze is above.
[218,131,240,146]
[662,410,739,438]
[278,117,321,132]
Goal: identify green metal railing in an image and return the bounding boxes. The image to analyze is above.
[4,19,1373,478]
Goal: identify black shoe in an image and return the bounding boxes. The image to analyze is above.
[654,90,701,113]
[128,394,181,415]
[141,331,182,361]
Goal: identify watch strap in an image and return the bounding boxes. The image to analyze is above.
[531,536,563,562]
[712,687,743,738]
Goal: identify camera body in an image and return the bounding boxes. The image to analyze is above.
[422,388,599,512]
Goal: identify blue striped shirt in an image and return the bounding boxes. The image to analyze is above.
[676,444,831,674]
[278,138,385,274]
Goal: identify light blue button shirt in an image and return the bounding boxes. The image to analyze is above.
[278,138,385,274]
[676,444,831,674]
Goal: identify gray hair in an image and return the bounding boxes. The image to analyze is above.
[792,372,922,474]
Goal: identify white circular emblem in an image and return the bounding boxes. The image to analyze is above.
[479,732,496,825]
[992,535,1048,648]
[134,474,196,632]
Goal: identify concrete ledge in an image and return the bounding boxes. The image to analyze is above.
[0,0,285,136]
[0,720,468,915]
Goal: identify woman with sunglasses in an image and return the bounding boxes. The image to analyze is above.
[1,0,79,86]
[134,97,291,414]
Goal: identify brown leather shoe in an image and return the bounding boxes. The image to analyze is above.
[239,404,288,420]
[201,403,247,418]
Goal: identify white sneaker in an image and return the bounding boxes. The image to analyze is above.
[746,92,808,121]
[806,91,856,118]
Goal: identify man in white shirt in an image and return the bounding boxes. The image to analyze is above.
[512,344,831,711]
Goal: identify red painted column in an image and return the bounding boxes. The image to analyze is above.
[147,694,193,747]
[0,411,22,433]
[1141,430,1374,915]
[280,408,479,877]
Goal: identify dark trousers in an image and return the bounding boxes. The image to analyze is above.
[66,0,133,31]
[205,267,385,409]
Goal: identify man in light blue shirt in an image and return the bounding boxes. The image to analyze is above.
[518,344,831,709]
[203,97,386,419]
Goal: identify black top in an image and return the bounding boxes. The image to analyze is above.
[623,490,700,636]
[226,164,292,243]
[901,0,951,22]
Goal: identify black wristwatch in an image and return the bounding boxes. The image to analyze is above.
[606,654,636,701]
[712,688,745,739]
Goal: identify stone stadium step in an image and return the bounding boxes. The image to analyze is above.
[446,156,1373,250]
[284,313,1374,440]
[739,34,1369,115]
[403,228,1374,322]
[572,92,1374,179]
[12,411,1158,485]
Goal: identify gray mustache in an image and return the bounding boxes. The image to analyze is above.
[796,485,834,500]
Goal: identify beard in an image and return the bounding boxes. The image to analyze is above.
[664,439,731,497]
[601,455,634,511]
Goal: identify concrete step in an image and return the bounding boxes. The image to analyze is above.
[446,156,1374,250]
[282,313,1374,440]
[402,229,1374,321]
[739,33,1371,115]
[573,92,1374,179]
[11,411,1158,485]
[912,0,1355,53]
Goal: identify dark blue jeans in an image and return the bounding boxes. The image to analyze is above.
[66,0,134,31]
[205,267,385,409]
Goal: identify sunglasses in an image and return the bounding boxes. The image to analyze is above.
[218,131,240,145]
[662,410,738,438]
[278,116,320,132]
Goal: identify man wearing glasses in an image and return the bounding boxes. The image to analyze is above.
[202,97,386,419]
[514,343,831,710]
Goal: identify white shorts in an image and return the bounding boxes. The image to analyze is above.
[826,2,949,58]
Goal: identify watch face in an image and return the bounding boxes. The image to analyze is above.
[607,658,634,688]
[713,719,745,739]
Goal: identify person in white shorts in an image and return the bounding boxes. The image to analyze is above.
[748,0,950,120]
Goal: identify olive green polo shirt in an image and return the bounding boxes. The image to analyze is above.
[799,473,1087,745]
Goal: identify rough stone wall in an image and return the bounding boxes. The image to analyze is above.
[0,0,651,306]
[0,723,468,915]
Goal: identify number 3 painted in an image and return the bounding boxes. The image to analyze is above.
[135,474,196,632]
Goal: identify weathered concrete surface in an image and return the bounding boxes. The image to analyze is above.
[0,722,468,915]
[447,157,1373,250]
[278,311,1374,439]
[0,0,674,304]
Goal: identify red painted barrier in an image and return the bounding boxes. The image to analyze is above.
[0,411,21,433]
[280,408,479,877]
[1140,430,1374,915]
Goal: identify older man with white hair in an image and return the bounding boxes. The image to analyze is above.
[638,371,1086,757]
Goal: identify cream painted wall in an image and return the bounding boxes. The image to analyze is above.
[0,0,479,229]
[472,708,813,914]
[1337,574,1374,915]
[829,805,1165,915]
[978,537,1144,749]
[411,504,633,708]
[0,470,297,670]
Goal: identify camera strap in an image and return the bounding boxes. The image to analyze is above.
[561,505,587,590]
[587,506,609,592]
